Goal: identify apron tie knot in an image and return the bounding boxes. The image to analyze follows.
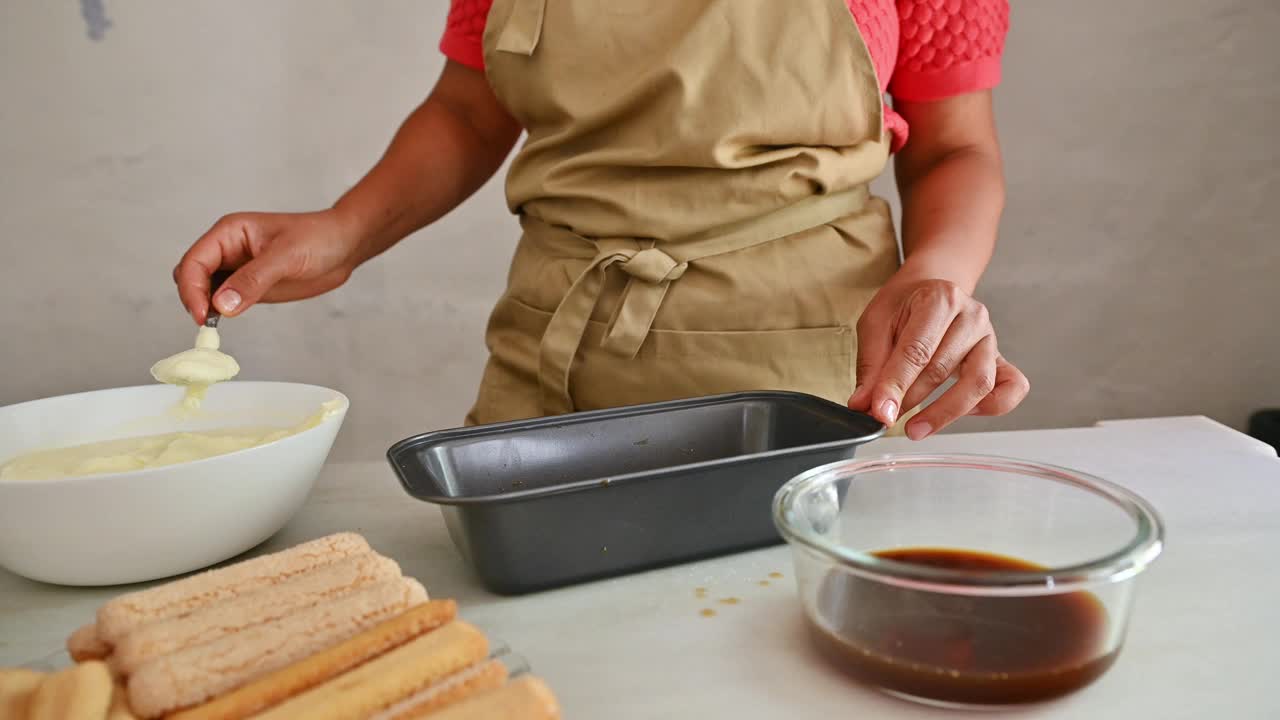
[586,241,684,360]
[616,247,688,283]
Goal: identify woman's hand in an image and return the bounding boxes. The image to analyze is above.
[173,60,522,326]
[848,275,1029,439]
[173,209,361,324]
[850,90,1026,438]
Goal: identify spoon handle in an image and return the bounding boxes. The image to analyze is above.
[205,270,232,328]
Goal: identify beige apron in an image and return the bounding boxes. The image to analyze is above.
[466,0,901,426]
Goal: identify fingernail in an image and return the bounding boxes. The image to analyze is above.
[881,399,899,424]
[907,421,932,441]
[214,289,241,314]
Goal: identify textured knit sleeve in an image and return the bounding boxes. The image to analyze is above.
[440,0,492,71]
[888,0,1010,102]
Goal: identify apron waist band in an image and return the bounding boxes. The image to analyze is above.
[529,185,873,415]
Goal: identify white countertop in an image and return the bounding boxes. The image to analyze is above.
[2,416,1279,718]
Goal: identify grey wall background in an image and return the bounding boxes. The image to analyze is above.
[2,1,1277,460]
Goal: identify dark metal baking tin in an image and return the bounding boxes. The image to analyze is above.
[387,391,883,594]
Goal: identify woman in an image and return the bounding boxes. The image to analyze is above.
[173,0,1028,437]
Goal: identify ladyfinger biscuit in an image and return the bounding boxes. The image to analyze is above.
[107,682,139,720]
[128,577,427,719]
[0,668,45,720]
[105,654,125,680]
[250,620,489,720]
[98,532,371,644]
[170,600,457,720]
[373,659,508,720]
[113,552,401,676]
[27,660,113,720]
[67,622,111,662]
[425,676,561,720]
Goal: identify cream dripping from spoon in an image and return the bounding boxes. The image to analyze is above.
[151,325,240,409]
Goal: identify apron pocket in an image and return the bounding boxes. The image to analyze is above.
[577,323,856,411]
[487,297,856,413]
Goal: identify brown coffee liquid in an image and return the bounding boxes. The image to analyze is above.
[807,548,1116,705]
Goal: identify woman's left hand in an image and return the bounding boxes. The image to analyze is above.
[848,276,1029,439]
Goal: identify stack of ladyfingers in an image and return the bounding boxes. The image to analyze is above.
[0,662,133,720]
[1,533,559,719]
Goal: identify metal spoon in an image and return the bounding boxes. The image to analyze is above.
[206,270,232,328]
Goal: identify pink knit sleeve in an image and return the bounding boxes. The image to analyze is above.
[440,0,491,71]
[888,0,1010,102]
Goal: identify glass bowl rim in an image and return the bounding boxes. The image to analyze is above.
[772,452,1165,595]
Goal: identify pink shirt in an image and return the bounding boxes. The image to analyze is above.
[440,0,1010,151]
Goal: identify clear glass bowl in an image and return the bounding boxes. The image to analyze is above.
[772,454,1164,708]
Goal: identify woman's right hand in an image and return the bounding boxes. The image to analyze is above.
[172,61,522,326]
[173,209,362,324]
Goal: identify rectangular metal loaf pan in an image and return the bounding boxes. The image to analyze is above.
[387,391,883,595]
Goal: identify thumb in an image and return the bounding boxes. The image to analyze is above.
[213,250,295,316]
[849,312,892,411]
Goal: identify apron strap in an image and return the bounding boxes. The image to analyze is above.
[493,0,546,56]
[532,186,873,415]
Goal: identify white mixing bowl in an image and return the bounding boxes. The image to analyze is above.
[0,382,348,586]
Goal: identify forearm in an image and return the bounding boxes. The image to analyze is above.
[894,145,1004,294]
[890,91,1005,295]
[333,62,521,266]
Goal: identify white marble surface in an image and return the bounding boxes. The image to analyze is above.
[5,2,1280,459]
[2,417,1279,718]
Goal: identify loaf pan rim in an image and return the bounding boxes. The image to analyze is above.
[386,391,884,507]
